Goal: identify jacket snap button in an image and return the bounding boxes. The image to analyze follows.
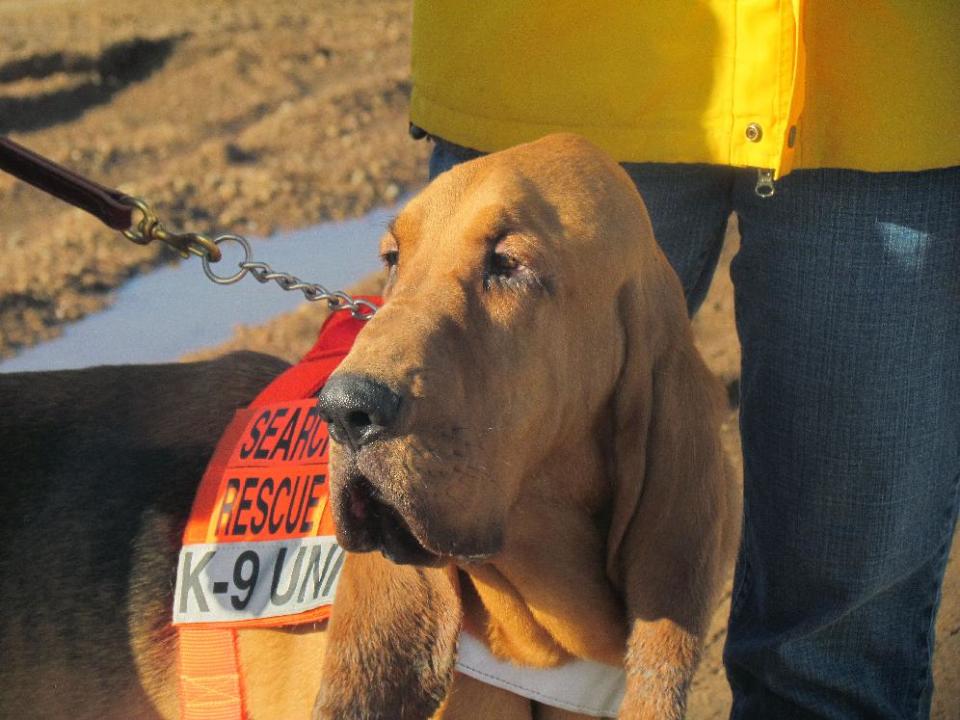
[745,123,763,142]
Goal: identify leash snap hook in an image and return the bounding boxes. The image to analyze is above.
[120,196,223,261]
[164,229,222,261]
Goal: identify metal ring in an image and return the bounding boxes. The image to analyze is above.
[351,298,379,318]
[202,234,252,285]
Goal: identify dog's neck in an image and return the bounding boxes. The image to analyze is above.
[456,433,627,668]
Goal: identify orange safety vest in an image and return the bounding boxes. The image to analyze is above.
[174,300,379,720]
[410,0,960,179]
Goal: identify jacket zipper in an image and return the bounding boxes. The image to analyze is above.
[755,168,775,198]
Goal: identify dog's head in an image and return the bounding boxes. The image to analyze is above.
[318,133,688,569]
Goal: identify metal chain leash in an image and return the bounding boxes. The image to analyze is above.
[201,234,379,319]
[124,197,378,320]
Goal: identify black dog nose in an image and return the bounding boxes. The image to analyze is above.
[317,373,402,450]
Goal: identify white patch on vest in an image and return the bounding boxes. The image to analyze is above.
[455,632,625,718]
[173,536,343,624]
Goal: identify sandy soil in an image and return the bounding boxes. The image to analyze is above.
[1,1,956,717]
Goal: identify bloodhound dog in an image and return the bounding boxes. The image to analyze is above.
[317,133,740,720]
[0,133,739,720]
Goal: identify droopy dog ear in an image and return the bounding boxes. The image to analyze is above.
[605,268,739,720]
[313,552,462,720]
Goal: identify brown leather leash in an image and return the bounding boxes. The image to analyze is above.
[0,135,378,319]
[0,136,135,231]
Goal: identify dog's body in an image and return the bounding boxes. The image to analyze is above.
[0,353,286,719]
[0,134,740,720]
[0,355,461,720]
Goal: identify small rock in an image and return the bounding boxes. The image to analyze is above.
[225,143,259,165]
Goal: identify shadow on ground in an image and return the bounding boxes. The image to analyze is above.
[0,36,180,133]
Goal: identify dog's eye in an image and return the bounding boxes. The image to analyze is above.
[380,245,399,296]
[381,250,399,268]
[488,250,519,277]
[484,247,535,292]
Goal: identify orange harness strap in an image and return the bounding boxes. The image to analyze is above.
[175,299,380,720]
[178,628,245,720]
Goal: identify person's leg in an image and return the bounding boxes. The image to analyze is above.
[620,163,733,315]
[725,167,960,718]
[429,137,734,315]
[428,137,485,180]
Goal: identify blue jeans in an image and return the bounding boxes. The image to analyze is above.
[429,138,960,719]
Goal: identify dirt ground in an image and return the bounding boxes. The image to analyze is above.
[1,1,956,717]
[0,0,426,356]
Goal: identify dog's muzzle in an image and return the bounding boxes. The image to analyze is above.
[334,471,441,566]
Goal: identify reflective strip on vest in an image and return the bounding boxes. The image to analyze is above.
[456,632,625,718]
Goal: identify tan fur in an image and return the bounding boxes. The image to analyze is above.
[437,674,533,720]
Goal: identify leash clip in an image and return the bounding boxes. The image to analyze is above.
[120,196,222,261]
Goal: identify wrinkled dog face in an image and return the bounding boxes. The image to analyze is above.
[318,136,650,567]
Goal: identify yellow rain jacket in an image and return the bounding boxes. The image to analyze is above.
[410,1,960,180]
